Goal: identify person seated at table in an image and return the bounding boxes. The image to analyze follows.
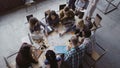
[29,17,45,34]
[59,6,75,27]
[60,19,89,37]
[16,43,38,68]
[85,16,93,29]
[44,50,62,68]
[79,29,92,56]
[64,36,85,68]
[75,0,89,18]
[46,10,60,30]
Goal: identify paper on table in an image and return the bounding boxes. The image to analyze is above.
[54,46,67,54]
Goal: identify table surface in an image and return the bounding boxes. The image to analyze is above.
[22,16,81,67]
[30,23,76,67]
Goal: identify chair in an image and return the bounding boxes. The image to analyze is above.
[83,43,106,68]
[59,4,66,11]
[24,0,37,12]
[44,10,51,18]
[4,52,18,68]
[91,14,102,42]
[26,14,33,22]
[91,14,102,30]
[98,0,120,14]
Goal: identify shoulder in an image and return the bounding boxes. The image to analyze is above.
[68,48,76,55]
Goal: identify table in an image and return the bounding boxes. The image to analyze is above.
[30,24,75,67]
[25,13,81,67]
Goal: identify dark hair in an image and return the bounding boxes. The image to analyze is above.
[64,6,70,12]
[70,36,78,46]
[48,10,58,20]
[83,29,91,38]
[29,17,39,28]
[45,50,58,68]
[19,43,32,59]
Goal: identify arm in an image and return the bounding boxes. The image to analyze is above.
[40,21,46,28]
[83,0,89,9]
[60,25,76,36]
[59,10,64,20]
[53,15,60,25]
[64,51,72,62]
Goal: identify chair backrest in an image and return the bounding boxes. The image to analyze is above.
[26,14,33,22]
[83,42,106,67]
[94,14,102,28]
[59,4,66,11]
[44,10,51,18]
[4,52,18,68]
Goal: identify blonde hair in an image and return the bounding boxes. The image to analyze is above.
[77,19,85,28]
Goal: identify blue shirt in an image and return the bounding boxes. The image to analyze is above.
[64,46,85,68]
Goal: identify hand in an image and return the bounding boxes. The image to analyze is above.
[79,38,84,44]
[59,33,64,37]
[79,8,84,11]
[67,45,72,51]
[45,32,48,37]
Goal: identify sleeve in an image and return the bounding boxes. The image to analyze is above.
[53,15,60,25]
[65,25,76,33]
[55,15,60,23]
[64,51,72,62]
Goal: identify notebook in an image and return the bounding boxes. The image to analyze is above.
[54,46,67,54]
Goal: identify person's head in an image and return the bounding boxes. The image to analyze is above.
[49,11,57,20]
[69,36,78,47]
[19,43,32,58]
[64,6,70,12]
[82,29,91,38]
[76,20,85,29]
[45,50,58,68]
[29,17,39,28]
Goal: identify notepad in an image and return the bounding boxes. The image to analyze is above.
[54,46,67,54]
